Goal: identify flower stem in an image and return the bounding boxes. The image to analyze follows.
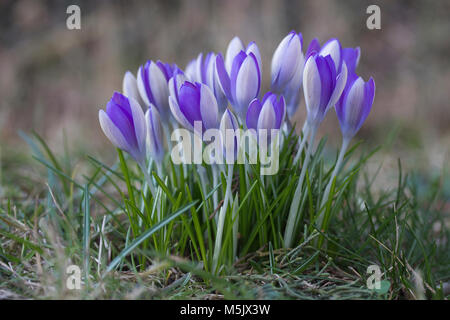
[138,161,156,199]
[284,124,317,248]
[316,137,350,230]
[139,159,153,214]
[293,122,310,165]
[212,165,219,215]
[231,194,239,260]
[212,163,234,273]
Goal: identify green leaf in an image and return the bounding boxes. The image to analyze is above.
[105,200,198,273]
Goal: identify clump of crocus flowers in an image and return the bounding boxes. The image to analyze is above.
[99,31,375,270]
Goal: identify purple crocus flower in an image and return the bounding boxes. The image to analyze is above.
[216,49,261,121]
[145,104,164,164]
[184,52,228,112]
[137,60,179,122]
[306,38,360,75]
[169,81,219,137]
[246,92,286,134]
[335,73,375,140]
[271,31,305,118]
[225,36,262,74]
[303,53,348,128]
[99,92,146,163]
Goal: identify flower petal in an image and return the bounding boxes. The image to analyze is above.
[137,63,153,107]
[257,99,276,131]
[303,56,322,121]
[246,41,262,72]
[145,105,164,162]
[225,36,245,73]
[319,38,342,72]
[246,98,262,130]
[274,95,286,129]
[148,61,170,113]
[199,83,219,130]
[230,51,248,103]
[271,33,291,89]
[99,110,132,154]
[128,96,147,156]
[306,38,321,59]
[215,53,233,103]
[327,61,348,111]
[123,71,144,107]
[169,95,193,131]
[235,53,260,114]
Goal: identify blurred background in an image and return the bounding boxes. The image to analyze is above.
[0,0,449,188]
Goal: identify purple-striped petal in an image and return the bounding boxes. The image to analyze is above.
[246,98,262,130]
[319,38,342,72]
[306,38,321,59]
[230,51,248,103]
[357,77,375,131]
[145,105,164,163]
[327,62,348,111]
[342,47,360,75]
[199,83,219,130]
[225,36,245,73]
[99,109,132,153]
[169,95,193,131]
[128,96,147,156]
[234,52,260,115]
[178,82,202,126]
[137,62,154,107]
[148,61,170,113]
[303,55,322,120]
[123,71,144,107]
[215,53,233,103]
[257,99,276,131]
[274,95,286,129]
[246,41,262,72]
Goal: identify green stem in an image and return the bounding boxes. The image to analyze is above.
[212,164,234,273]
[293,122,310,165]
[212,164,219,215]
[118,149,136,206]
[284,124,317,248]
[138,161,156,199]
[316,137,350,230]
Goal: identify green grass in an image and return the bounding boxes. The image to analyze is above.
[0,130,448,300]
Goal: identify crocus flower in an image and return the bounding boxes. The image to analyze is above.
[285,54,347,249]
[306,38,360,76]
[216,49,261,121]
[317,75,375,227]
[137,60,178,122]
[184,52,228,112]
[145,104,165,164]
[303,53,348,129]
[225,36,262,74]
[99,92,146,164]
[271,31,305,118]
[246,92,286,134]
[335,73,375,140]
[169,81,219,137]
